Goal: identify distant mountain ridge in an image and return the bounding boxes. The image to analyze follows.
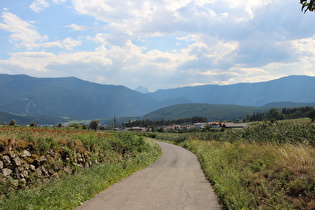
[143,103,264,121]
[0,74,160,119]
[0,74,314,121]
[262,102,315,108]
[147,75,315,107]
[0,111,66,125]
[143,102,315,122]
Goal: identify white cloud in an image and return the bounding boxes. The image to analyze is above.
[0,11,81,51]
[30,0,67,12]
[1,0,315,91]
[0,39,194,89]
[0,12,47,49]
[0,32,315,91]
[176,34,239,71]
[0,50,112,74]
[43,37,82,50]
[66,24,88,31]
[291,36,315,58]
[53,0,66,4]
[30,0,50,13]
[71,0,274,39]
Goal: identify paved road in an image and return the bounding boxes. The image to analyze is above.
[75,141,220,210]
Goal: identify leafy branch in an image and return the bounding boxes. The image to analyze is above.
[301,0,315,13]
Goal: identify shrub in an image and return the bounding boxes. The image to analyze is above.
[9,120,16,126]
[89,120,99,131]
[29,122,37,127]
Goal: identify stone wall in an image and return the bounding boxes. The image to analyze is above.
[0,148,103,198]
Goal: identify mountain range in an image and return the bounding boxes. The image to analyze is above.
[147,75,315,107]
[0,74,159,119]
[0,74,314,123]
[143,103,263,122]
[143,102,315,122]
[0,111,67,125]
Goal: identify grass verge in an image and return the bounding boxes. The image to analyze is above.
[0,138,161,210]
[152,120,315,209]
[181,139,315,209]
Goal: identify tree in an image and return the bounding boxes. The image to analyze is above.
[9,120,16,126]
[267,108,284,120]
[89,120,99,131]
[29,122,37,127]
[301,0,315,13]
[308,109,315,122]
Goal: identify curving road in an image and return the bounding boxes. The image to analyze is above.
[75,141,220,210]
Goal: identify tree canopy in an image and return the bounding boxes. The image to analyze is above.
[246,106,314,122]
[309,109,315,122]
[301,0,315,13]
[89,120,100,131]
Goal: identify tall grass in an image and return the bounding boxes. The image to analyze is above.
[182,140,315,209]
[155,120,315,209]
[156,120,315,146]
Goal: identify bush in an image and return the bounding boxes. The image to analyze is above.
[308,109,315,122]
[89,120,99,131]
[9,120,16,126]
[29,122,37,127]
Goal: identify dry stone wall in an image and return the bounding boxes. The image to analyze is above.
[0,147,104,198]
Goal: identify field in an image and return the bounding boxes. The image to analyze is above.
[155,120,315,209]
[1,120,314,209]
[0,126,161,209]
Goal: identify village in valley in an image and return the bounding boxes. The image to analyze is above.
[123,121,248,132]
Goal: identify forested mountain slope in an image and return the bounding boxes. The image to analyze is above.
[148,75,315,106]
[0,74,160,119]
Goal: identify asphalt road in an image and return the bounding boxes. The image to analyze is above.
[75,141,220,210]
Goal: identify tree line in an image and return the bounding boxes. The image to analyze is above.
[123,116,207,127]
[245,106,315,122]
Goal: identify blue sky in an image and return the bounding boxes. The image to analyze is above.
[0,0,314,92]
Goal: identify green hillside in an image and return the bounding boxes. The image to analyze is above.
[262,102,315,108]
[143,103,265,121]
[0,111,67,125]
[0,74,160,119]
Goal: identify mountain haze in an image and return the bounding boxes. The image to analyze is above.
[0,74,314,121]
[147,75,315,107]
[143,103,264,121]
[0,74,159,119]
[0,111,67,125]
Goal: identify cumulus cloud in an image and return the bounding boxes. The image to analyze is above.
[0,11,81,51]
[30,0,67,12]
[0,39,194,89]
[176,34,239,71]
[1,0,315,91]
[66,24,89,31]
[0,50,112,75]
[43,37,82,50]
[1,33,315,91]
[71,0,273,37]
[0,11,47,49]
[30,0,50,13]
[53,0,67,4]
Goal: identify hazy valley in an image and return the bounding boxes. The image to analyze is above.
[0,74,315,125]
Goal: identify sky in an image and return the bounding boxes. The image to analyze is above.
[0,0,314,92]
